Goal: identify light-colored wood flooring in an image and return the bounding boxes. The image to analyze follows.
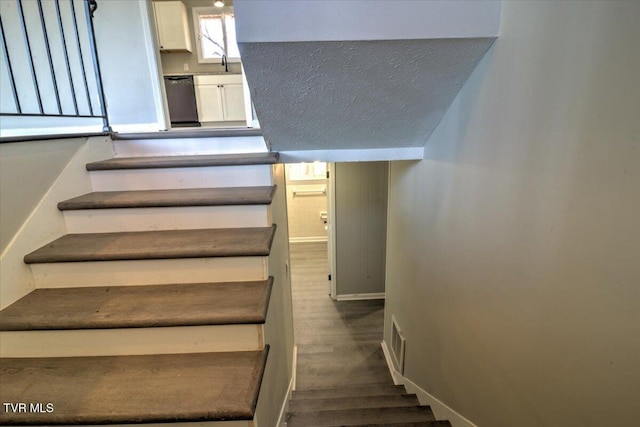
[290,242,390,390]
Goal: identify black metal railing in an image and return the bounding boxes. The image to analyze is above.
[0,0,110,133]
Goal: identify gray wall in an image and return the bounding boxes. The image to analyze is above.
[384,1,640,426]
[335,162,388,296]
[155,0,242,75]
[239,39,495,156]
[0,139,84,252]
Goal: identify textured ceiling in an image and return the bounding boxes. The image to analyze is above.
[239,38,495,154]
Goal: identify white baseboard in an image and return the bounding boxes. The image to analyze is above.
[289,236,328,243]
[275,376,294,427]
[292,345,298,391]
[276,346,297,427]
[380,341,404,385]
[380,342,478,427]
[336,292,385,301]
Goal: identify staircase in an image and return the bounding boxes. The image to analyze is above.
[285,243,452,426]
[0,144,281,426]
[287,384,452,427]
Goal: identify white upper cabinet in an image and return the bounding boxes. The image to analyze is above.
[153,1,192,52]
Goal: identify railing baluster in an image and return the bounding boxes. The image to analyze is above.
[37,0,63,115]
[16,0,44,114]
[83,0,110,131]
[70,0,93,116]
[0,0,110,135]
[0,16,22,114]
[54,0,79,115]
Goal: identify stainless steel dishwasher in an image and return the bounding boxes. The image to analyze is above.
[164,75,200,127]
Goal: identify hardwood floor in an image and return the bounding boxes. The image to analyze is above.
[286,243,450,426]
[289,242,391,390]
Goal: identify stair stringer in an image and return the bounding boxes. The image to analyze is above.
[2,141,290,426]
[254,163,296,427]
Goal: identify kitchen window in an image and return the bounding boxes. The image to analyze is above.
[193,7,240,63]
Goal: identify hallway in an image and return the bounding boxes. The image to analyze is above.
[290,242,391,390]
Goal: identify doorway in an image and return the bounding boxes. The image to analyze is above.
[285,161,391,391]
[284,162,332,296]
[284,161,390,300]
[150,0,255,131]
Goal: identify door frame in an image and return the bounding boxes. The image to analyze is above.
[327,162,337,300]
[145,0,171,131]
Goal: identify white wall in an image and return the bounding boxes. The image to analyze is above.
[384,2,640,426]
[0,139,84,252]
[93,0,167,132]
[0,136,113,309]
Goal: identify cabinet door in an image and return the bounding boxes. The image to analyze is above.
[196,85,224,122]
[221,83,246,121]
[153,2,191,52]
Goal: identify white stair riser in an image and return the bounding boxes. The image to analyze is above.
[0,324,264,358]
[30,257,268,288]
[64,205,271,233]
[113,136,267,157]
[90,165,274,191]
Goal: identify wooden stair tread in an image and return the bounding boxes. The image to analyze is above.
[0,278,273,331]
[0,348,268,425]
[58,186,276,210]
[86,152,278,171]
[292,384,408,400]
[286,406,435,427]
[290,394,420,412]
[23,225,276,264]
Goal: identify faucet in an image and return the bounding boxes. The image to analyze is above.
[221,54,228,73]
